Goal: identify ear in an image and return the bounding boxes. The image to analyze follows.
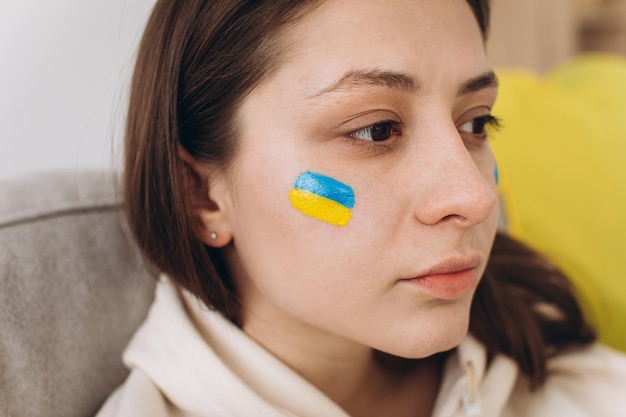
[179,146,232,248]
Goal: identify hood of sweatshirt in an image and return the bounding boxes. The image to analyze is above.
[120,279,524,417]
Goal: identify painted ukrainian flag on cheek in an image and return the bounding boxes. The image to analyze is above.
[289,171,355,227]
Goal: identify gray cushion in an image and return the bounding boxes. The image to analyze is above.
[0,171,156,417]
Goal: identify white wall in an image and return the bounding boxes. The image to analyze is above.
[0,0,156,179]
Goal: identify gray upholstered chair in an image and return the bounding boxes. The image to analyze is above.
[0,171,156,417]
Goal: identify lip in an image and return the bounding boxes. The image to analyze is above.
[400,254,483,300]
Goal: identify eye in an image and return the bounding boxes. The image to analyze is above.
[459,115,500,139]
[348,121,400,142]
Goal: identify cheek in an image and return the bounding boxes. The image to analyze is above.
[284,170,400,248]
[230,167,390,285]
[229,168,347,273]
[228,172,366,319]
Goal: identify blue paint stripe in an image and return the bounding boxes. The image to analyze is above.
[494,163,499,186]
[294,171,355,209]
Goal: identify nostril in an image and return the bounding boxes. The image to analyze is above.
[438,213,474,225]
[441,214,459,222]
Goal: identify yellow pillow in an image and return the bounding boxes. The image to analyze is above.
[491,54,626,352]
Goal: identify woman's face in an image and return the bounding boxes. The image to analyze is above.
[214,0,499,358]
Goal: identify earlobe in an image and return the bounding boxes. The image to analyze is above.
[196,211,232,248]
[179,146,233,248]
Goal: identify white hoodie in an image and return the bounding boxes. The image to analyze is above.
[97,280,626,417]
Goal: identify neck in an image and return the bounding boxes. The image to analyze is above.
[242,308,445,417]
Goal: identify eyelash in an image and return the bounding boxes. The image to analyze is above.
[458,115,501,140]
[346,120,402,154]
[348,120,401,141]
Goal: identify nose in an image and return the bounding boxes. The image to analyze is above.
[413,133,497,228]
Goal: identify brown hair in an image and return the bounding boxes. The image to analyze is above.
[125,0,323,320]
[474,233,595,388]
[124,0,594,389]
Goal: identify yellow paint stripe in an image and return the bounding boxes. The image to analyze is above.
[289,189,353,227]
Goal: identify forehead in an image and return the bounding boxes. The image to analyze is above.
[270,0,489,97]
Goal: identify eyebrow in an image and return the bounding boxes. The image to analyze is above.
[308,69,498,99]
[309,69,420,98]
[457,71,499,96]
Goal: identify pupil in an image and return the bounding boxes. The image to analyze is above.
[371,123,391,141]
[473,119,486,134]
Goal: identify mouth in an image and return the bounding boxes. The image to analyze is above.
[400,254,483,300]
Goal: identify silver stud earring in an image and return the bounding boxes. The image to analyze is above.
[209,232,218,240]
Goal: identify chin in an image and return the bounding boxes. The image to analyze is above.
[377,302,472,359]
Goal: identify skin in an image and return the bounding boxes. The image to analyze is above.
[193,0,499,415]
